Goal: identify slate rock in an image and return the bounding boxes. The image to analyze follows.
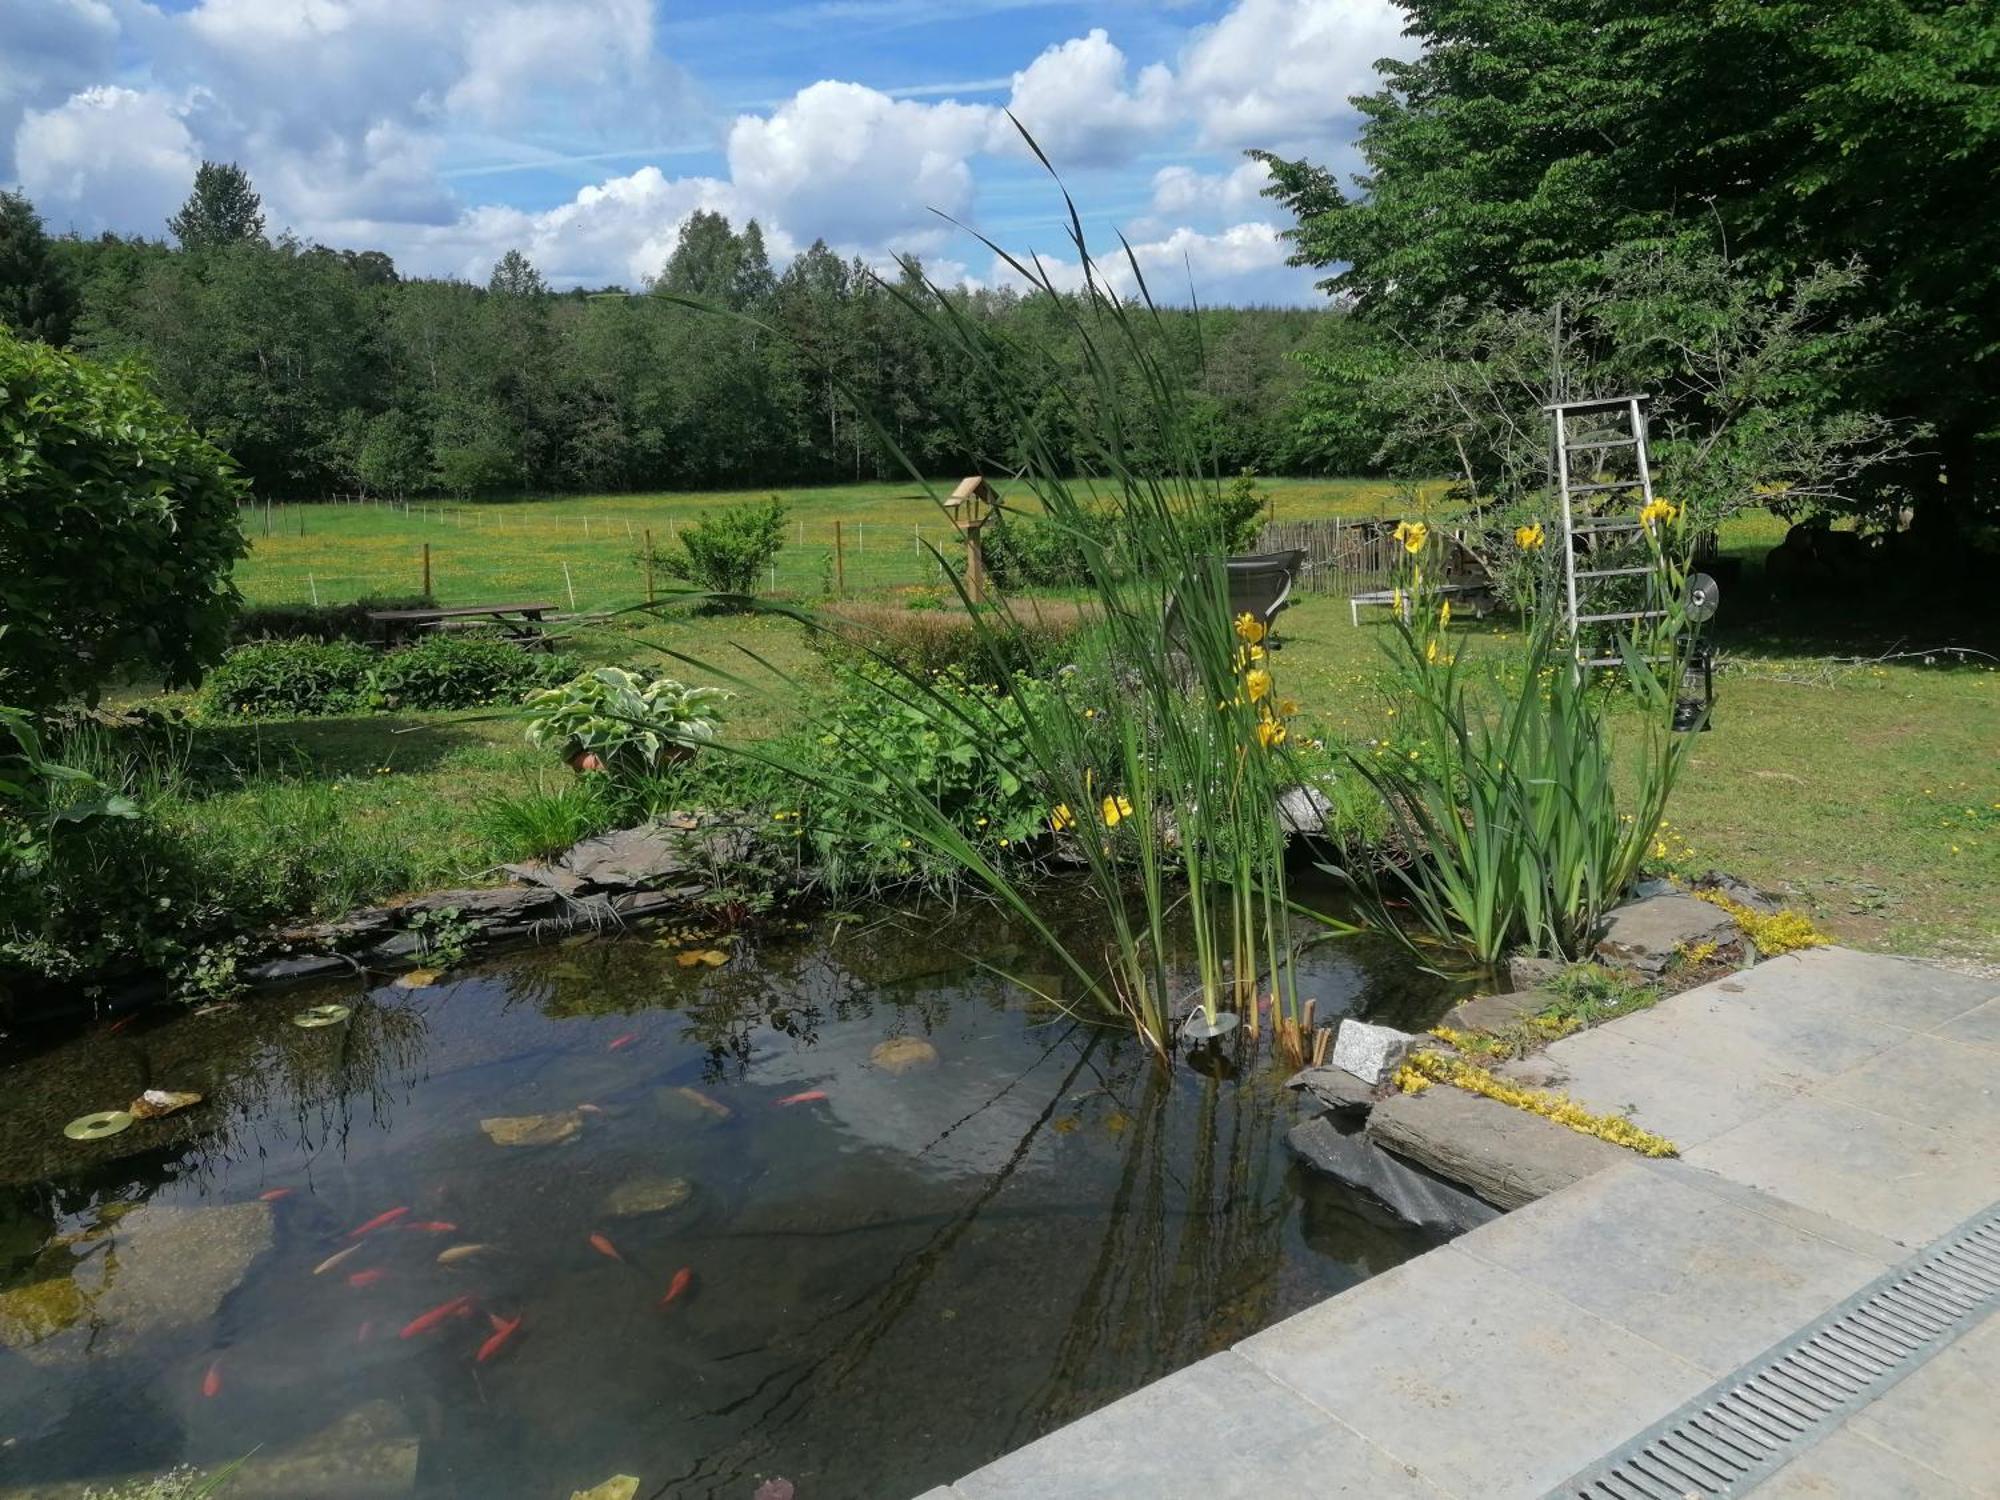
[1275,784,1335,837]
[1366,1087,1628,1210]
[1329,1018,1415,1085]
[1505,955,1566,992]
[244,953,352,987]
[1595,893,1739,976]
[1443,988,1552,1035]
[1286,1115,1500,1235]
[403,886,560,924]
[1284,1064,1378,1117]
[601,1174,694,1218]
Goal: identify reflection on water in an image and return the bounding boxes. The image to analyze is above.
[0,907,1462,1499]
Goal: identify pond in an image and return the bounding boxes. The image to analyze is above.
[0,903,1466,1500]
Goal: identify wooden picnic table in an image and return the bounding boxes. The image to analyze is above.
[366,602,559,650]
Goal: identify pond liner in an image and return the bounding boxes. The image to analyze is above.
[1286,1111,1500,1236]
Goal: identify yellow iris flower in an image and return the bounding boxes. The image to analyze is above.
[1244,667,1273,702]
[1515,522,1545,550]
[1639,498,1678,530]
[1100,794,1133,827]
[1256,718,1287,749]
[1234,613,1266,644]
[1393,519,1430,554]
[1050,804,1075,832]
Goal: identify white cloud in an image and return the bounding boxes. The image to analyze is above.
[16,85,199,235]
[989,219,1299,305]
[727,81,996,248]
[1178,0,1410,151]
[1003,29,1172,167]
[0,0,118,178]
[1151,157,1273,218]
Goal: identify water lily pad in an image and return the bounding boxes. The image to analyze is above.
[394,968,444,990]
[480,1110,583,1148]
[570,1478,640,1500]
[676,948,729,968]
[128,1089,202,1121]
[292,1004,352,1029]
[62,1111,132,1141]
[870,1036,939,1075]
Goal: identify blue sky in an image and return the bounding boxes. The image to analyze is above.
[2,0,1411,301]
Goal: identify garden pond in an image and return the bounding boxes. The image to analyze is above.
[0,904,1466,1500]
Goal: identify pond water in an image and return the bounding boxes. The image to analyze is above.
[0,905,1464,1500]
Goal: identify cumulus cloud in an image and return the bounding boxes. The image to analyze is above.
[16,85,200,235]
[1178,0,1410,151]
[0,0,118,179]
[1003,29,1172,166]
[1151,157,1274,219]
[990,219,1300,304]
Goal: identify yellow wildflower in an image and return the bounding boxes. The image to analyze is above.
[1391,586,1403,614]
[1255,718,1287,749]
[1425,639,1440,665]
[1639,498,1678,531]
[1100,794,1133,827]
[1439,600,1452,628]
[1392,519,1430,554]
[1234,613,1266,645]
[1244,667,1273,702]
[1050,804,1075,832]
[1515,522,1545,551]
[1276,696,1300,718]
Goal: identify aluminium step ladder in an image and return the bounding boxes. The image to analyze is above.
[1546,394,1667,667]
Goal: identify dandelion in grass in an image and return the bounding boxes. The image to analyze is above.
[1515,522,1545,550]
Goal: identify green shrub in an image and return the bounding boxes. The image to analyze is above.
[476,777,617,860]
[366,635,576,711]
[806,599,1094,680]
[200,640,374,718]
[524,666,729,776]
[0,329,247,706]
[982,509,1110,588]
[650,495,787,598]
[232,594,434,645]
[1198,470,1270,554]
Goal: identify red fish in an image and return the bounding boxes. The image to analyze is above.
[347,1268,388,1288]
[587,1231,623,1263]
[776,1090,827,1107]
[608,1033,637,1051]
[658,1267,693,1308]
[258,1188,294,1202]
[476,1312,523,1363]
[400,1294,474,1339]
[201,1360,222,1398]
[346,1206,409,1239]
[105,1016,134,1037]
[402,1221,458,1234]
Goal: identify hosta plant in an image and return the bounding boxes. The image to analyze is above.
[524,667,729,777]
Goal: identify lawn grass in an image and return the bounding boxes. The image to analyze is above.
[172,482,1995,969]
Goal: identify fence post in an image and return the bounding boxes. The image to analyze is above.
[562,562,577,613]
[834,520,845,595]
[422,542,431,598]
[644,528,656,604]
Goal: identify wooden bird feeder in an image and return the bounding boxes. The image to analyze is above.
[944,475,999,603]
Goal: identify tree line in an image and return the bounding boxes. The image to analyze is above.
[0,168,1379,501]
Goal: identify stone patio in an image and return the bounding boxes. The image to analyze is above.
[914,948,2000,1499]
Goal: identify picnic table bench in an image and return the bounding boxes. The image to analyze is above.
[366,602,560,650]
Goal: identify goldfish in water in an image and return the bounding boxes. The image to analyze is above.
[776,1090,828,1107]
[672,1086,732,1120]
[402,1221,458,1233]
[576,1103,604,1115]
[313,1243,365,1276]
[347,1268,388,1288]
[658,1267,693,1308]
[476,1312,523,1363]
[201,1360,222,1398]
[608,1034,637,1051]
[346,1206,410,1239]
[258,1188,294,1202]
[436,1243,489,1265]
[400,1294,475,1339]
[587,1231,624,1263]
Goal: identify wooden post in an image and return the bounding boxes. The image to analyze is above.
[966,526,985,604]
[562,562,577,613]
[644,528,656,604]
[299,508,306,538]
[833,520,845,595]
[422,542,431,598]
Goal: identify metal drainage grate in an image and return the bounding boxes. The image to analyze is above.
[1549,1201,2000,1499]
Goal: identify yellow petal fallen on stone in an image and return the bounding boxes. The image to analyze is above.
[394,968,444,989]
[570,1477,640,1500]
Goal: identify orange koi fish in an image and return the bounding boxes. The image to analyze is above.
[476,1312,523,1364]
[402,1221,458,1234]
[347,1268,388,1288]
[400,1294,474,1339]
[346,1206,409,1239]
[587,1231,624,1263]
[201,1360,223,1398]
[258,1188,294,1202]
[608,1033,637,1051]
[776,1090,827,1107]
[658,1267,693,1308]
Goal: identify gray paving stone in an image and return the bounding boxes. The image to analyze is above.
[1236,1245,1709,1500]
[1452,1160,1889,1375]
[1536,1023,1811,1148]
[1934,997,2000,1050]
[1600,977,1917,1087]
[950,1352,1448,1500]
[1648,1159,1907,1264]
[1732,947,1996,1031]
[1850,1314,2000,1498]
[1687,1096,2000,1248]
[1822,1032,2000,1142]
[1748,1425,1978,1498]
[910,1489,966,1499]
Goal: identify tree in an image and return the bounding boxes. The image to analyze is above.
[488,249,546,297]
[1258,0,2000,537]
[0,328,246,706]
[0,192,79,345]
[168,162,267,251]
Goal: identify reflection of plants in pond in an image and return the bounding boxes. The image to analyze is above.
[524,667,728,776]
[1326,525,1699,971]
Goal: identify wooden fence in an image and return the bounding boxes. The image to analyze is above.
[1254,517,1403,600]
